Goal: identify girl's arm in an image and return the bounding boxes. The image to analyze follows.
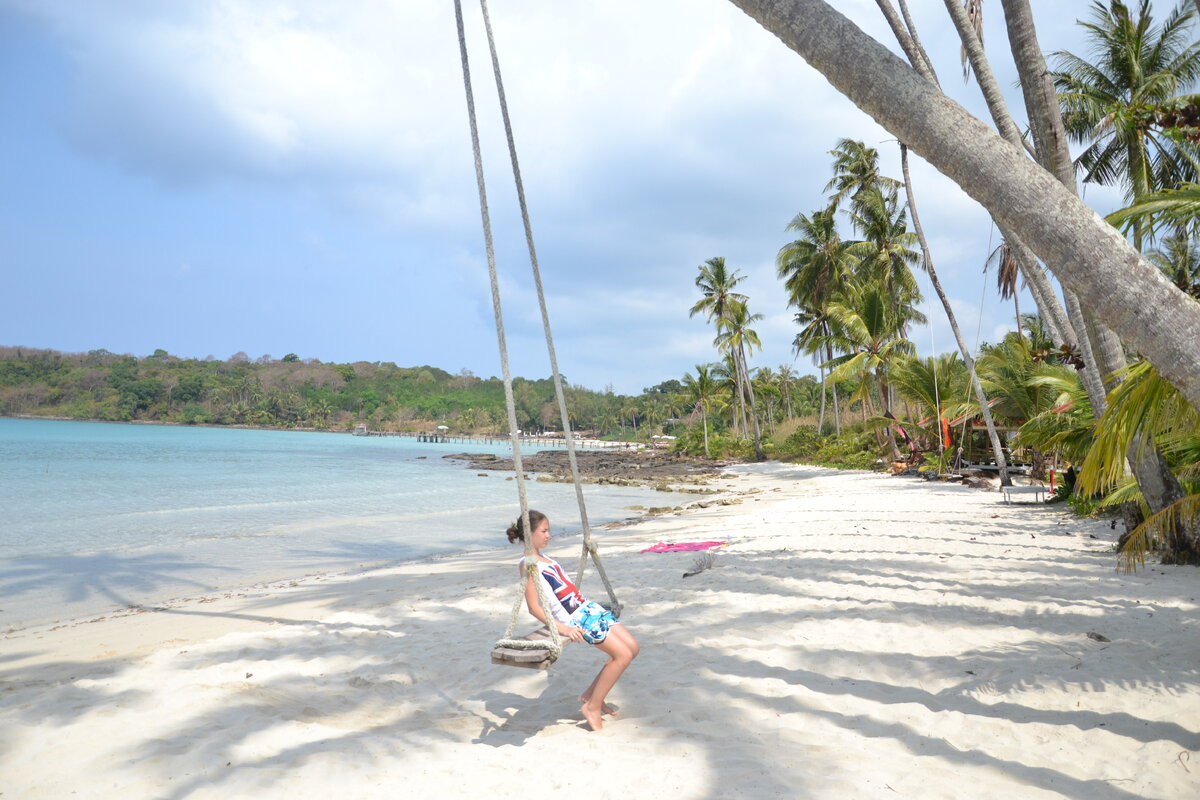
[523,567,584,642]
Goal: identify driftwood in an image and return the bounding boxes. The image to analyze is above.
[683,551,717,578]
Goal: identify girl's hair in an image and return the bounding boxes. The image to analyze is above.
[506,509,547,544]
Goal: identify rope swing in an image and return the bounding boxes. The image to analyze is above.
[451,0,621,669]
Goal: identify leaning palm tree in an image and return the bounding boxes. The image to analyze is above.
[1054,0,1200,528]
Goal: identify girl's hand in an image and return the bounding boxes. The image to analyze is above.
[559,624,584,643]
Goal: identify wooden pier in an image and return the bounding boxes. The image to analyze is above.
[352,428,638,449]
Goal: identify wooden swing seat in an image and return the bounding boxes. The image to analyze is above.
[490,626,564,669]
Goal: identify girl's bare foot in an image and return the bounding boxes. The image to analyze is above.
[580,695,616,716]
[581,702,603,731]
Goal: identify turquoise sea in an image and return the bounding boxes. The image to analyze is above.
[0,418,681,629]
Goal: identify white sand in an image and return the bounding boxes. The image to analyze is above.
[2,463,1198,799]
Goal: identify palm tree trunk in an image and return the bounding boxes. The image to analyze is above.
[738,345,766,460]
[901,144,1012,485]
[817,363,828,433]
[940,0,1077,353]
[826,338,842,436]
[1000,0,1195,550]
[727,0,1200,412]
[877,370,903,462]
[701,405,710,458]
[996,0,1107,396]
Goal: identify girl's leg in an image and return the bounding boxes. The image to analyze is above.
[580,624,638,731]
[581,624,639,711]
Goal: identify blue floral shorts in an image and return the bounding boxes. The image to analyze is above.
[569,601,617,644]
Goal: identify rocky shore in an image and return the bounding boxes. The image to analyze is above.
[443,448,726,487]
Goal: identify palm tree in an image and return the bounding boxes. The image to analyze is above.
[1052,0,1200,245]
[825,138,900,211]
[776,363,797,419]
[1147,228,1200,297]
[792,306,841,435]
[1052,0,1200,528]
[777,206,854,309]
[890,353,970,456]
[715,299,766,460]
[691,257,748,435]
[1076,359,1200,564]
[845,183,923,306]
[824,282,917,460]
[727,0,1200,413]
[683,365,719,458]
[778,206,856,436]
[690,256,748,325]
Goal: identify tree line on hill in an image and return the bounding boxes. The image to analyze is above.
[0,345,832,440]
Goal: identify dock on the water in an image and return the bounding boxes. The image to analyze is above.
[351,427,639,449]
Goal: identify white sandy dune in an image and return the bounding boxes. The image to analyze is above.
[2,464,1198,799]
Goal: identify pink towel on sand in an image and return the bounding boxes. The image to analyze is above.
[640,541,727,553]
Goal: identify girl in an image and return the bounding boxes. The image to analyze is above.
[507,510,639,731]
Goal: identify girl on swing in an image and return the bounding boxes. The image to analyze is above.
[507,510,639,731]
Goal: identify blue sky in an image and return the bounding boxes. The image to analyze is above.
[0,1,1125,395]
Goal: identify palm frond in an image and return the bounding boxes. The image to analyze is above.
[1119,492,1200,571]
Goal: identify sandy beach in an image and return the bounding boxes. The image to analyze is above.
[2,463,1198,799]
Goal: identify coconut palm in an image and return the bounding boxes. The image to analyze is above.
[824,282,917,460]
[728,0,1200,413]
[890,353,971,453]
[715,299,766,460]
[691,256,752,439]
[778,207,854,435]
[1077,359,1200,564]
[1052,0,1200,244]
[825,138,901,212]
[690,256,748,326]
[845,183,924,305]
[1147,228,1200,297]
[683,364,720,458]
[776,363,797,419]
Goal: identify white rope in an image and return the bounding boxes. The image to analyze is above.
[452,0,560,655]
[475,0,620,616]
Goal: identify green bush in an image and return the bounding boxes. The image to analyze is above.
[779,429,879,470]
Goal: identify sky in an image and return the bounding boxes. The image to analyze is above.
[0,0,1129,395]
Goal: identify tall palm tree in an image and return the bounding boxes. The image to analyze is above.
[715,299,766,460]
[1052,0,1200,245]
[825,138,901,211]
[845,184,924,306]
[824,282,917,460]
[690,256,748,326]
[776,363,797,419]
[778,206,855,436]
[683,364,719,458]
[691,256,748,435]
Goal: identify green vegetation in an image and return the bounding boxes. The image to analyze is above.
[0,347,663,436]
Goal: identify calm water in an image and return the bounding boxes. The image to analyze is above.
[0,418,680,629]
